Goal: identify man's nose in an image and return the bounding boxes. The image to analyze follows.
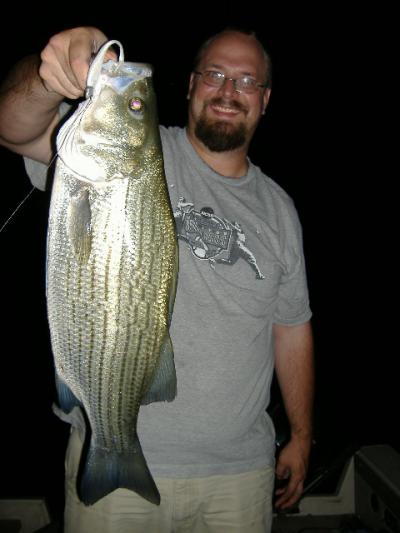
[218,77,236,97]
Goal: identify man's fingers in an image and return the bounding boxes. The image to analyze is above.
[39,57,83,99]
[275,477,304,509]
[40,37,85,98]
[68,29,109,90]
[39,27,110,99]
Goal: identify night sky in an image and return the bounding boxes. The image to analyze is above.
[0,3,393,521]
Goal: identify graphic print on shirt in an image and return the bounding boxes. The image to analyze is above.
[173,197,264,280]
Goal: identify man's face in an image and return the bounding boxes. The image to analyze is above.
[188,32,271,152]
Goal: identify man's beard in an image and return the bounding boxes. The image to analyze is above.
[194,99,248,152]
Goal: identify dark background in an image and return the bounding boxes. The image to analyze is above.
[0,2,393,523]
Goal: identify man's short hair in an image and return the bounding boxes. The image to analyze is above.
[193,28,272,89]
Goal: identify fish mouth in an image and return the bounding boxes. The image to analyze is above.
[84,142,131,155]
[97,143,122,150]
[95,139,143,151]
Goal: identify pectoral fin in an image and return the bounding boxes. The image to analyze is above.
[67,186,92,263]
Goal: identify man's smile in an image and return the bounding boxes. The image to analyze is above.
[207,98,247,118]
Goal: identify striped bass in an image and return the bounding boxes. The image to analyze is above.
[46,40,178,506]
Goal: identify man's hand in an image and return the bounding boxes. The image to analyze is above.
[39,27,115,98]
[274,435,312,509]
[0,26,116,161]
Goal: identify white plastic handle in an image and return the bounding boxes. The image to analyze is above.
[85,40,124,98]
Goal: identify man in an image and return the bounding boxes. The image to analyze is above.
[0,26,314,533]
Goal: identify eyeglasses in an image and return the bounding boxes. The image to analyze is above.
[193,70,267,94]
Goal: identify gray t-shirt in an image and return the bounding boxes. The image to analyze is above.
[25,123,312,478]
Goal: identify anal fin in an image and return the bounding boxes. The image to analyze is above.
[141,332,176,405]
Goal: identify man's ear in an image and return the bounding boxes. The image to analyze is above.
[262,88,271,114]
[187,72,196,99]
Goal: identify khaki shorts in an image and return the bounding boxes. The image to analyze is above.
[64,428,275,533]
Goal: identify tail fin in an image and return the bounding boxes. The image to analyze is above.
[79,435,160,506]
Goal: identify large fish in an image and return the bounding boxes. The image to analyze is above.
[46,40,178,506]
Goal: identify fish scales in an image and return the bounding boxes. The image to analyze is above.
[46,41,177,506]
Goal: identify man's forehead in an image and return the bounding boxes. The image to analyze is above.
[199,32,265,68]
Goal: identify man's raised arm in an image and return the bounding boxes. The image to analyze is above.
[0,27,110,164]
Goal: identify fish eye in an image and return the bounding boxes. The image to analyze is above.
[128,97,144,114]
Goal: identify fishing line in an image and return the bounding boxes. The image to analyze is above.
[0,149,59,234]
[0,99,90,235]
[1,41,124,235]
[0,185,36,233]
[0,40,121,234]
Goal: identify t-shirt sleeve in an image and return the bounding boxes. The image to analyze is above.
[273,200,312,325]
[23,157,49,190]
[23,101,72,191]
